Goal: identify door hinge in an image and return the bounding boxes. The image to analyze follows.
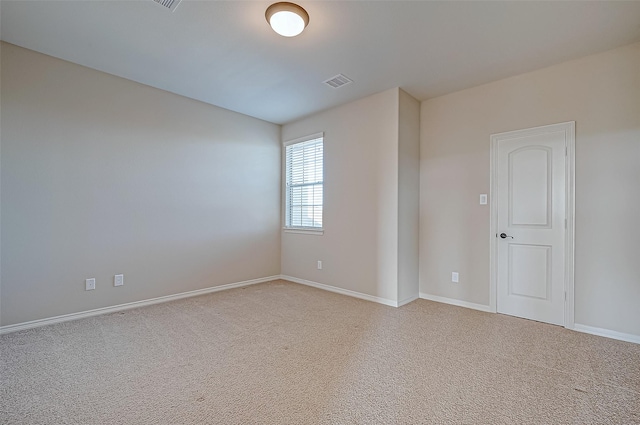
[565,146,568,156]
[565,218,567,229]
[564,291,567,301]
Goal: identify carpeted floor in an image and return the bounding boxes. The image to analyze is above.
[1,279,639,424]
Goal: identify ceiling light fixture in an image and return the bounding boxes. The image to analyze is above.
[265,2,309,37]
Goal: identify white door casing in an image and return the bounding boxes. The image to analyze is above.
[490,122,575,327]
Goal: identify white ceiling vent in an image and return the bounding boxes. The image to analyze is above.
[152,0,183,12]
[324,74,353,89]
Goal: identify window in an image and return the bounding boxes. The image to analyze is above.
[284,133,323,231]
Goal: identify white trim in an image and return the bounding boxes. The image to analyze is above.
[419,292,492,313]
[574,324,640,345]
[489,121,576,327]
[489,135,498,314]
[280,275,398,307]
[398,294,419,307]
[564,122,576,329]
[283,228,324,235]
[0,276,280,335]
[282,132,324,147]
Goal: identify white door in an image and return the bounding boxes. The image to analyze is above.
[493,123,573,326]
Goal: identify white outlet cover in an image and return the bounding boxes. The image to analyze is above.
[114,274,124,287]
[85,278,96,291]
[479,194,488,205]
[317,260,323,270]
[451,272,459,283]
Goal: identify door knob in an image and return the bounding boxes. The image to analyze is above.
[500,233,514,239]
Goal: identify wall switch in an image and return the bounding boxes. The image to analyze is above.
[479,194,488,205]
[114,274,124,287]
[451,272,459,283]
[317,260,323,270]
[85,278,96,291]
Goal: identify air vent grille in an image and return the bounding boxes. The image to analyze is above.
[324,74,353,89]
[152,0,182,12]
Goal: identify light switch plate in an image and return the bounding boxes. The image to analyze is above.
[452,272,459,283]
[114,274,124,287]
[479,194,488,205]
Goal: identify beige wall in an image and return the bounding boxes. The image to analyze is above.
[420,42,640,336]
[281,88,419,304]
[281,89,398,302]
[397,90,420,304]
[0,43,281,326]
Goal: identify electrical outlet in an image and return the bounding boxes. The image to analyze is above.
[85,278,96,291]
[317,260,323,270]
[479,194,488,205]
[451,272,459,283]
[114,274,124,287]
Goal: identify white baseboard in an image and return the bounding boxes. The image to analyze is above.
[0,275,280,335]
[280,275,398,307]
[419,292,492,313]
[398,294,420,307]
[5,274,637,346]
[573,323,640,345]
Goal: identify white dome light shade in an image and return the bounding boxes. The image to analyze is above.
[266,2,309,37]
[270,11,305,37]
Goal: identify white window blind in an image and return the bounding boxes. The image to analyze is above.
[285,135,323,229]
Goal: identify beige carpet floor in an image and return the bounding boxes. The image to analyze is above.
[1,279,639,424]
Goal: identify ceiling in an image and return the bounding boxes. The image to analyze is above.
[2,1,640,125]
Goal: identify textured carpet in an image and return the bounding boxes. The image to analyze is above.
[1,279,639,424]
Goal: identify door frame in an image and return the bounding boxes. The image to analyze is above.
[489,121,575,329]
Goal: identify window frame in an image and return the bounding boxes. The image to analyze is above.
[282,132,324,235]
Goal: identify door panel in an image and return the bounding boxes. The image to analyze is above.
[495,127,567,326]
[509,147,551,227]
[509,244,550,300]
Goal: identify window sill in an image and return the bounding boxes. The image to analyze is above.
[283,228,324,236]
